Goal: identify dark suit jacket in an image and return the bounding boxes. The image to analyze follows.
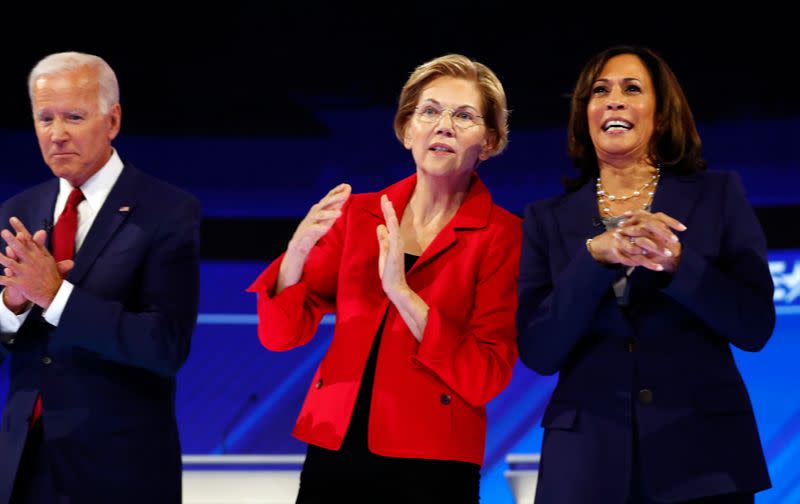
[516,170,774,503]
[0,163,200,504]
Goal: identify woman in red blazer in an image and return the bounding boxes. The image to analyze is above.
[248,54,520,503]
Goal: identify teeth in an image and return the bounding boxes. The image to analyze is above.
[431,146,451,152]
[603,120,632,131]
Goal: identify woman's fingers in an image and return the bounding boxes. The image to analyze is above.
[615,230,674,257]
[622,210,685,233]
[615,246,665,271]
[317,184,352,210]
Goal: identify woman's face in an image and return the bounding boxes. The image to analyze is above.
[587,54,656,165]
[403,76,494,179]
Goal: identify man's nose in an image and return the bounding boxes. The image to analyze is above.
[50,119,69,142]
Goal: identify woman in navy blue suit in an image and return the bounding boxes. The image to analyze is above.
[516,46,774,503]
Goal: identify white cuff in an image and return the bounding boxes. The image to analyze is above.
[42,281,74,327]
[0,288,32,332]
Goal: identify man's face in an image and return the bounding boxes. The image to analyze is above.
[31,66,121,187]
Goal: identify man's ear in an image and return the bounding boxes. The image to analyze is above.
[108,103,122,141]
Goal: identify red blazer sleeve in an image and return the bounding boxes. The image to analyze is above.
[413,218,521,407]
[246,199,350,351]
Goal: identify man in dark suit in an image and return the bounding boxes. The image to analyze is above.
[0,52,200,503]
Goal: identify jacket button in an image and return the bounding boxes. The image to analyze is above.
[440,393,451,405]
[42,355,53,366]
[625,338,636,352]
[638,388,653,405]
[315,379,323,389]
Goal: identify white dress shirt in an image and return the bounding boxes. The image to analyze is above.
[0,149,124,331]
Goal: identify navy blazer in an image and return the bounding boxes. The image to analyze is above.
[516,170,774,503]
[0,164,200,504]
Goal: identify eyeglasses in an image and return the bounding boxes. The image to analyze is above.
[414,105,484,130]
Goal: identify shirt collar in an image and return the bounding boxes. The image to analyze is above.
[58,149,124,212]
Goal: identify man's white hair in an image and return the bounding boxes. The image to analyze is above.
[28,52,119,114]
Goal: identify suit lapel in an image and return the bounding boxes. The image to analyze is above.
[554,181,603,261]
[32,180,60,249]
[364,172,491,275]
[68,165,140,285]
[3,179,60,246]
[363,173,417,220]
[414,173,490,272]
[628,170,703,290]
[648,170,703,230]
[553,180,636,334]
[554,171,702,260]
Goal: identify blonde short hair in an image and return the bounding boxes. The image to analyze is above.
[394,54,509,156]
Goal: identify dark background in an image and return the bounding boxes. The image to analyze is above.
[2,7,796,133]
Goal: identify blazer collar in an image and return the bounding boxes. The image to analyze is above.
[648,170,703,230]
[67,163,141,285]
[32,179,61,235]
[554,169,702,260]
[364,171,492,228]
[363,171,494,270]
[554,180,602,260]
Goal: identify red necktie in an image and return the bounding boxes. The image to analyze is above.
[51,187,86,262]
[30,187,85,428]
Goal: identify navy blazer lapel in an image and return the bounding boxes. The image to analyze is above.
[68,165,139,285]
[648,170,703,230]
[31,180,60,248]
[554,181,603,261]
[2,179,60,245]
[627,170,703,292]
[552,180,635,335]
[555,171,702,261]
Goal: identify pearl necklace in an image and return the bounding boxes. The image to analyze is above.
[596,167,660,215]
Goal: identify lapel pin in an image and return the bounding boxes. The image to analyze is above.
[118,206,130,213]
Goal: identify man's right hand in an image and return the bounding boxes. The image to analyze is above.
[3,241,34,314]
[3,275,29,316]
[277,183,351,294]
[1,224,74,313]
